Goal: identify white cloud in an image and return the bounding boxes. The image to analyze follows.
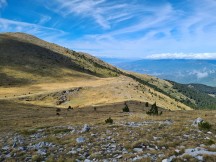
[190,68,216,79]
[191,71,209,79]
[197,72,209,79]
[145,53,216,59]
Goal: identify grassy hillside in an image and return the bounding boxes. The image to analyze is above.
[0,32,120,87]
[0,32,215,110]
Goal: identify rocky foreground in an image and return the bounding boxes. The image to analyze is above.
[1,116,216,162]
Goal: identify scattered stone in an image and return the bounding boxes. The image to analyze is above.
[183,147,216,157]
[175,149,180,154]
[37,149,46,155]
[210,144,216,149]
[2,146,10,150]
[133,156,142,161]
[81,124,90,133]
[84,159,92,162]
[133,148,143,152]
[162,155,176,162]
[67,148,77,154]
[76,137,85,143]
[163,119,173,125]
[116,155,122,159]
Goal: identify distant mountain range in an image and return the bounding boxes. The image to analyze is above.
[101,58,216,87]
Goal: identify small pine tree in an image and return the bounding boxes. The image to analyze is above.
[146,102,159,115]
[145,102,149,107]
[67,106,73,111]
[122,103,130,112]
[105,117,113,124]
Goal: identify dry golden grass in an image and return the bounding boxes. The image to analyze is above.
[0,99,215,161]
[0,75,192,111]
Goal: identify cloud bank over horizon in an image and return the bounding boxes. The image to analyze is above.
[1,0,216,59]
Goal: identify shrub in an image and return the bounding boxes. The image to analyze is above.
[145,102,149,107]
[105,117,113,124]
[123,103,130,112]
[146,102,159,115]
[56,108,61,112]
[94,107,97,111]
[198,121,212,131]
[67,106,73,111]
[206,139,215,145]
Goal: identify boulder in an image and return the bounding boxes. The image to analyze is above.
[192,118,204,127]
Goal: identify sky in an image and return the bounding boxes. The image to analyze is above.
[1,0,216,59]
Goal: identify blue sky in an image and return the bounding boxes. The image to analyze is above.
[1,0,216,59]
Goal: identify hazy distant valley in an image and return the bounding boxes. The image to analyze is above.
[102,58,216,87]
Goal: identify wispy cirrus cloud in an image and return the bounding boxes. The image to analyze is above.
[38,15,51,25]
[45,0,151,30]
[0,18,66,41]
[1,0,216,59]
[42,0,216,59]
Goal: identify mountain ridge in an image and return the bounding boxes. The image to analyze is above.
[0,32,215,110]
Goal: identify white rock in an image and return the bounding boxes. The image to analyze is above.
[76,137,85,143]
[133,148,143,152]
[182,147,216,157]
[67,150,77,154]
[175,149,180,153]
[37,149,46,155]
[162,155,176,162]
[116,155,122,159]
[192,117,203,127]
[81,124,90,133]
[2,146,10,150]
[210,144,216,149]
[84,159,92,162]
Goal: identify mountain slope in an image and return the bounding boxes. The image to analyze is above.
[186,83,216,95]
[0,32,215,110]
[0,32,121,87]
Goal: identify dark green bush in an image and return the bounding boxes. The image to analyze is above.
[123,103,130,112]
[198,121,212,130]
[206,139,215,145]
[146,102,158,115]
